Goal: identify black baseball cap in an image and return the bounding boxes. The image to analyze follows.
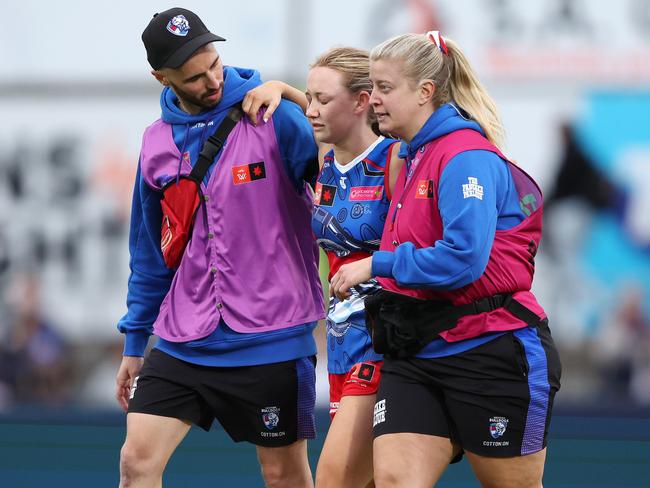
[142,7,225,70]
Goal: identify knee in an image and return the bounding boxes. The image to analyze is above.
[478,469,543,488]
[260,459,311,488]
[316,458,373,488]
[315,459,344,488]
[119,440,162,485]
[373,465,400,488]
[481,479,541,488]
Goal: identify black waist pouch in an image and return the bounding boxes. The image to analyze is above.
[364,290,457,358]
[365,289,541,358]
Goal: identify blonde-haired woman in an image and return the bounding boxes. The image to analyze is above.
[330,32,561,487]
[245,47,403,487]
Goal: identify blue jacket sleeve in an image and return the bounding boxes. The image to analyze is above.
[372,150,508,289]
[116,163,175,356]
[272,100,319,189]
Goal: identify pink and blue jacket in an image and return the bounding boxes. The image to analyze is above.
[372,103,545,357]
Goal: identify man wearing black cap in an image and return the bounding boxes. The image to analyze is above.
[115,8,324,487]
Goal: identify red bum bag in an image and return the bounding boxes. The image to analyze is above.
[160,105,242,269]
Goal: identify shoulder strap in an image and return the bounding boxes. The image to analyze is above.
[436,294,543,333]
[384,141,400,201]
[189,103,243,182]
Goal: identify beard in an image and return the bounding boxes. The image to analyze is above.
[169,81,223,112]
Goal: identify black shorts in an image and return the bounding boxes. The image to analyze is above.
[128,349,317,447]
[372,322,561,457]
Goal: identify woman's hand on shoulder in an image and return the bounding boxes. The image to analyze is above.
[242,80,285,126]
[243,80,309,126]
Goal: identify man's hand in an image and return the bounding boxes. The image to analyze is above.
[242,80,284,126]
[115,356,145,412]
[329,257,373,300]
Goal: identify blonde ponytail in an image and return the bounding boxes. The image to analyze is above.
[371,33,505,149]
[444,39,504,149]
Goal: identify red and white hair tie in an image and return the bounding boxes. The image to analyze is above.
[427,30,448,55]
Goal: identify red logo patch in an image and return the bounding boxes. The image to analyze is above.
[415,179,434,199]
[232,165,251,185]
[232,161,266,185]
[356,363,376,382]
[349,186,384,201]
[314,182,337,206]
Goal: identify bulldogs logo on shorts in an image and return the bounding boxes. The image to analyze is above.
[261,406,280,430]
[489,416,509,439]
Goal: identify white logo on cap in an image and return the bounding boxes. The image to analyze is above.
[166,15,190,37]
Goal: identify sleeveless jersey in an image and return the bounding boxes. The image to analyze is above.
[312,136,397,374]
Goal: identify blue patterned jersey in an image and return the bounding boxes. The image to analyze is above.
[312,136,397,374]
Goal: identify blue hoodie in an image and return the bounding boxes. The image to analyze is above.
[118,66,319,365]
[372,103,528,358]
[163,66,315,188]
[372,103,526,290]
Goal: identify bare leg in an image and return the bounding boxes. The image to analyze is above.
[466,448,547,488]
[373,433,459,488]
[315,394,376,487]
[257,439,313,488]
[119,413,191,488]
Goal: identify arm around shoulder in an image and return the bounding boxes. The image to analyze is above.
[242,80,308,124]
[272,100,319,188]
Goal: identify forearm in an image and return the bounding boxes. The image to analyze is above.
[275,80,308,112]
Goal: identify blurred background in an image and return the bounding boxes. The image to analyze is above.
[1,0,649,486]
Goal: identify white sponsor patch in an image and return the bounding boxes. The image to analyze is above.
[329,401,340,416]
[462,177,484,200]
[373,399,386,427]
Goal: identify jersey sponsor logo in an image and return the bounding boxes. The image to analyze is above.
[314,182,337,206]
[462,176,484,200]
[350,185,384,201]
[339,176,347,189]
[232,161,266,185]
[166,15,190,36]
[261,406,280,430]
[489,416,509,439]
[373,399,386,427]
[356,362,376,382]
[415,179,434,199]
